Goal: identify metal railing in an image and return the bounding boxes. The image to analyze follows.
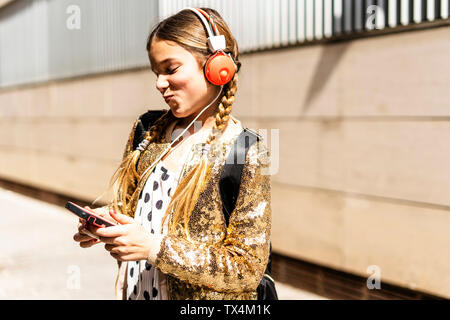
[160,0,449,51]
[0,0,448,88]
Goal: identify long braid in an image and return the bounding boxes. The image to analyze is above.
[107,110,175,217]
[162,73,239,239]
[207,73,238,144]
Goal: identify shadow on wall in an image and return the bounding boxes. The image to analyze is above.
[302,42,350,114]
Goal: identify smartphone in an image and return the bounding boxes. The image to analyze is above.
[65,201,116,228]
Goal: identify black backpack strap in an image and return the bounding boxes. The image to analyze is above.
[219,129,276,293]
[219,128,260,226]
[132,109,166,151]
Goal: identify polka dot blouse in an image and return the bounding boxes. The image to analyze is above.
[126,161,179,300]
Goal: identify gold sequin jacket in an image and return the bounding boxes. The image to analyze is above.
[115,111,272,300]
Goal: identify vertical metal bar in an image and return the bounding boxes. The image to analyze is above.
[273,0,281,47]
[400,0,409,25]
[244,0,250,50]
[413,0,421,22]
[354,0,363,31]
[248,0,257,51]
[343,0,352,33]
[238,0,245,49]
[296,0,305,42]
[254,0,261,50]
[364,0,371,30]
[305,0,313,40]
[331,0,334,35]
[258,0,265,49]
[434,0,441,19]
[362,0,367,30]
[388,0,397,27]
[396,0,402,24]
[315,0,323,39]
[351,0,356,30]
[409,0,415,22]
[427,0,435,20]
[422,0,427,21]
[281,0,289,46]
[289,0,297,44]
[377,0,387,29]
[333,0,342,35]
[323,0,333,38]
[234,0,242,50]
[264,0,272,48]
[253,0,259,51]
[442,0,449,18]
[313,0,316,39]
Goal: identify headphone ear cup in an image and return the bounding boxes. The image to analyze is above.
[204,51,236,86]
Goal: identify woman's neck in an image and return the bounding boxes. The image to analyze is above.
[166,109,212,145]
[174,99,220,135]
[176,113,215,135]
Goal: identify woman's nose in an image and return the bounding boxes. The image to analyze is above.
[155,75,169,92]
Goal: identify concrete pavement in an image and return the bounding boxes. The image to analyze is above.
[0,187,326,300]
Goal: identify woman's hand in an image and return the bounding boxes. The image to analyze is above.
[73,206,110,248]
[94,209,161,263]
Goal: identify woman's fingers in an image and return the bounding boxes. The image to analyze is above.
[99,235,119,245]
[104,243,127,253]
[75,221,100,244]
[78,218,86,229]
[74,207,102,248]
[73,231,94,242]
[73,206,123,251]
[74,217,97,248]
[94,225,128,238]
[78,222,87,232]
[80,238,100,248]
[74,232,100,247]
[84,222,101,235]
[77,223,96,238]
[84,205,109,218]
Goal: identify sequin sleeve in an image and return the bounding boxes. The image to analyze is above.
[155,139,272,293]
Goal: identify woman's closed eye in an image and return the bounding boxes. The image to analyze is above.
[167,66,178,74]
[153,66,178,76]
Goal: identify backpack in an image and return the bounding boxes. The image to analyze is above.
[219,128,278,300]
[132,110,278,300]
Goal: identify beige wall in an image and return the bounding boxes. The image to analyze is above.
[1,26,449,298]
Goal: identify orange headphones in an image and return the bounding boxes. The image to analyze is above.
[186,8,237,86]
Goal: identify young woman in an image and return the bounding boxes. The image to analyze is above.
[73,7,272,300]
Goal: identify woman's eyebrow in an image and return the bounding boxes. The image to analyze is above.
[151,58,177,73]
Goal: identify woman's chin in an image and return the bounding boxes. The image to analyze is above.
[169,107,186,118]
[168,103,187,118]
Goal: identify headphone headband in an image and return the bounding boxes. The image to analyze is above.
[186,7,226,52]
[185,7,237,86]
[187,8,217,37]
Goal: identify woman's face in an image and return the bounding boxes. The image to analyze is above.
[149,38,221,120]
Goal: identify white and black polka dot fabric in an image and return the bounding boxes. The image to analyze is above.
[126,161,179,300]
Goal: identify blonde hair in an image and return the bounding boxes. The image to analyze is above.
[108,8,241,239]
